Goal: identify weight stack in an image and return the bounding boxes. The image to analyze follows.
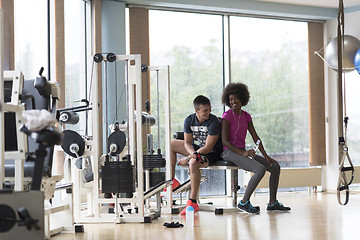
[101,161,135,194]
[144,171,165,188]
[143,154,166,170]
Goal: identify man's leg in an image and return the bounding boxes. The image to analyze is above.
[170,139,188,179]
[188,159,209,200]
[179,159,209,214]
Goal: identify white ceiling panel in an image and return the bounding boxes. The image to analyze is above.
[258,0,360,8]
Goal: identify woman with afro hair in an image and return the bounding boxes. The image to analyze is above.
[221,82,290,214]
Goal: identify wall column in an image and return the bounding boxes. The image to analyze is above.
[0,0,14,70]
[129,7,150,145]
[308,22,326,166]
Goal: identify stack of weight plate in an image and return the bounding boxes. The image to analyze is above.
[101,161,134,194]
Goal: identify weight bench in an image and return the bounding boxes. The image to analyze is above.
[172,132,242,214]
[198,160,242,214]
[170,159,242,214]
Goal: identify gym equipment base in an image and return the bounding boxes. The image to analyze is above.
[0,191,44,240]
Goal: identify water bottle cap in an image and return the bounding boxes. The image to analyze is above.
[186,206,194,211]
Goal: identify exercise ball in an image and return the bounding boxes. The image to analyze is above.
[324,35,360,72]
[354,48,360,75]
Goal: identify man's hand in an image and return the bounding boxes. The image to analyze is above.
[194,152,208,164]
[177,156,190,166]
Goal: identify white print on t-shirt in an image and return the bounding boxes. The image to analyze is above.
[190,126,208,147]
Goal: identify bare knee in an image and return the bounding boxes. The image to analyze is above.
[189,159,200,174]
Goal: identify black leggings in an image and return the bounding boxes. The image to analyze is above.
[221,149,280,203]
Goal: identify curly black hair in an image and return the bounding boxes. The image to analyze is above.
[221,82,250,107]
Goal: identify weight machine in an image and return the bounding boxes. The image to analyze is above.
[60,53,172,223]
[0,68,75,239]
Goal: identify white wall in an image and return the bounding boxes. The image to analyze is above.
[324,11,360,191]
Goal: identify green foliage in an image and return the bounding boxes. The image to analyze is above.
[234,41,309,154]
[151,38,309,157]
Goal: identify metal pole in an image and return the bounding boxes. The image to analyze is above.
[156,70,160,153]
[0,10,4,189]
[337,0,345,164]
[104,61,109,152]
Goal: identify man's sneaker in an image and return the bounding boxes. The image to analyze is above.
[267,200,291,211]
[237,201,260,214]
[180,200,200,215]
[163,178,181,192]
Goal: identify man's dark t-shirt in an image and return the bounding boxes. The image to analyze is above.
[183,113,223,156]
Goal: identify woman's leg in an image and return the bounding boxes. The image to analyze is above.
[253,155,281,204]
[222,149,266,202]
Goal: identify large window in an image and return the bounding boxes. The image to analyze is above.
[150,10,311,195]
[345,71,360,165]
[64,0,87,133]
[230,17,309,167]
[15,0,48,79]
[149,10,225,195]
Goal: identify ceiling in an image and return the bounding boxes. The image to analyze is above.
[259,0,360,8]
[126,0,360,20]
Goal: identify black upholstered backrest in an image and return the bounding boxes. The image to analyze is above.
[5,79,53,178]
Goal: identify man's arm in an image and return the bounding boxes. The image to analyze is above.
[184,132,196,155]
[196,134,219,155]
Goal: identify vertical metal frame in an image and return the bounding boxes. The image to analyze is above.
[2,71,27,191]
[147,65,172,213]
[77,54,145,223]
[0,70,28,191]
[0,9,4,189]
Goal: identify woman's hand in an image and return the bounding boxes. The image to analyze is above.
[265,156,278,166]
[243,149,255,158]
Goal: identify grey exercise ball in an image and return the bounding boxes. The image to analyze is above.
[324,35,360,72]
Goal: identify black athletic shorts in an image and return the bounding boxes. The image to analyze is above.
[193,144,222,166]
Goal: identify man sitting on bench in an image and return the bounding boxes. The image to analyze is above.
[169,95,223,215]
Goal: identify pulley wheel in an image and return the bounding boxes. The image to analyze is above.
[106,53,116,62]
[61,130,85,158]
[0,204,16,232]
[108,130,126,156]
[93,53,103,63]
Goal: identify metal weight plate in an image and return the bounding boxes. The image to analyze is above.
[0,204,17,232]
[143,154,166,169]
[61,130,85,158]
[108,130,126,156]
[101,161,135,194]
[143,172,165,188]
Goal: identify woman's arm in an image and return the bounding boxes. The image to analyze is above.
[221,119,252,157]
[247,121,277,165]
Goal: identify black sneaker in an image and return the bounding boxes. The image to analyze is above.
[267,200,291,211]
[237,201,260,214]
